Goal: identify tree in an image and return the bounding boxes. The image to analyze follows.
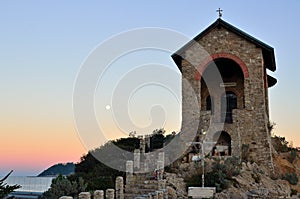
[150,129,166,150]
[0,170,21,198]
[42,174,87,199]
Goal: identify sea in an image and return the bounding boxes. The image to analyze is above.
[5,176,54,192]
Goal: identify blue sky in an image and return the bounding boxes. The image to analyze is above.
[0,1,300,175]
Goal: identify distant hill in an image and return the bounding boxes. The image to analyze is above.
[38,162,75,177]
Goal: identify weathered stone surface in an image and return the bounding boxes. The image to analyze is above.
[175,19,274,171]
[155,190,163,199]
[59,197,73,199]
[134,149,141,170]
[94,190,104,199]
[115,176,124,199]
[78,192,91,199]
[215,162,291,198]
[106,188,115,199]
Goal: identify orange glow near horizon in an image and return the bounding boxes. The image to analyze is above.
[0,115,87,175]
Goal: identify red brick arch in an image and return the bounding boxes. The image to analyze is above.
[194,53,249,80]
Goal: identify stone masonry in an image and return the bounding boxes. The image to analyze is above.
[172,18,277,171]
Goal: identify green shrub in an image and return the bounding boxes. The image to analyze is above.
[42,174,87,198]
[272,135,290,153]
[224,157,241,177]
[185,158,240,193]
[282,173,299,185]
[288,150,298,163]
[205,168,229,192]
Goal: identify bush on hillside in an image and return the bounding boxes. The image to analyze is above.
[282,173,299,185]
[185,157,240,192]
[42,174,87,199]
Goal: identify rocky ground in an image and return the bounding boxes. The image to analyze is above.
[215,161,291,198]
[214,150,300,198]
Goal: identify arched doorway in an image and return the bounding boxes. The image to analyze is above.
[212,131,231,156]
[200,58,245,122]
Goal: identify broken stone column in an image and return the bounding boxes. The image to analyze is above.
[126,160,133,185]
[134,149,140,170]
[155,190,164,199]
[158,180,166,190]
[94,190,104,199]
[143,158,149,172]
[157,152,165,180]
[78,192,91,199]
[139,135,145,155]
[163,189,168,199]
[158,152,164,170]
[115,176,124,199]
[145,135,151,150]
[105,189,115,199]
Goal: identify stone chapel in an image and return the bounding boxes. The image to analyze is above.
[172,18,277,170]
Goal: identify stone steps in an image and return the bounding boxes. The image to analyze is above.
[126,188,158,194]
[125,174,160,198]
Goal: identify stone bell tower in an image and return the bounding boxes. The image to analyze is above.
[172,18,277,170]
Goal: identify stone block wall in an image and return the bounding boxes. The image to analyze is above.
[178,26,273,171]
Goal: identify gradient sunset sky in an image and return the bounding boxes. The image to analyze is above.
[1,1,300,176]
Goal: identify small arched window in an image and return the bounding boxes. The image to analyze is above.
[213,131,231,156]
[206,95,214,114]
[221,91,237,123]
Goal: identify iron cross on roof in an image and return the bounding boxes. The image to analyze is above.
[217,8,223,18]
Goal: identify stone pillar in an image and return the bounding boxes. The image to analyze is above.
[134,149,140,170]
[115,176,124,199]
[157,152,165,180]
[59,197,73,199]
[78,192,91,199]
[156,191,164,199]
[148,193,153,199]
[139,135,145,155]
[158,152,164,170]
[94,190,104,199]
[145,135,151,150]
[163,190,168,199]
[105,189,115,199]
[126,160,133,185]
[158,180,166,190]
[143,159,149,172]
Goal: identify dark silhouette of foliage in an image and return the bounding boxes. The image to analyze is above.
[185,157,240,192]
[0,170,21,198]
[42,174,87,199]
[72,129,175,191]
[113,137,140,151]
[282,173,299,185]
[164,133,176,146]
[287,149,298,163]
[150,128,165,150]
[74,137,140,190]
[38,163,75,177]
[272,135,291,153]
